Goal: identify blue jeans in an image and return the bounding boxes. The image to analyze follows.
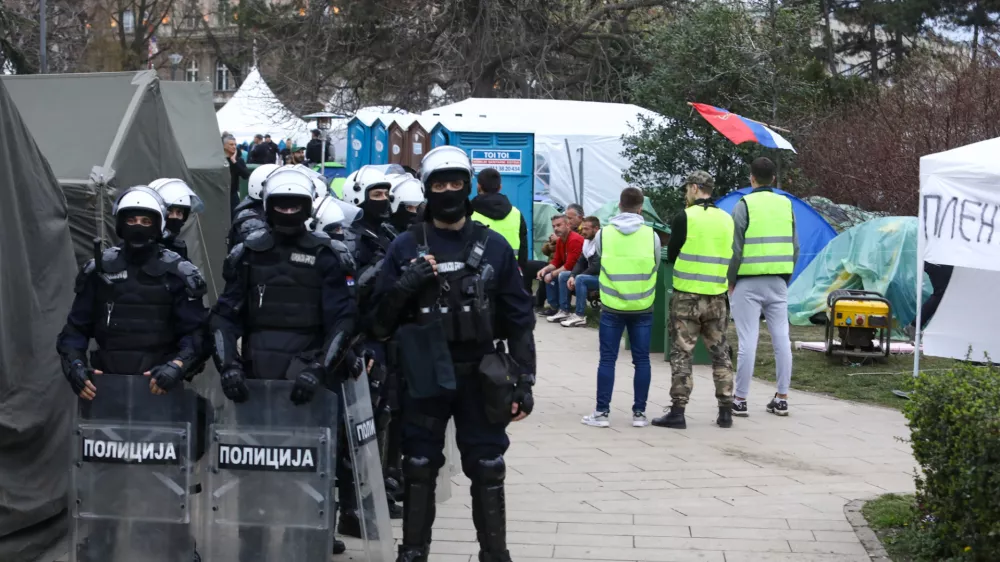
[546,271,572,311]
[573,274,598,315]
[596,311,653,413]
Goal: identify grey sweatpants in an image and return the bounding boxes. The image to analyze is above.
[731,276,792,399]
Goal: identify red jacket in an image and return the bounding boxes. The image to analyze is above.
[550,231,584,271]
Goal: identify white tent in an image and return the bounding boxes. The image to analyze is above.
[216,67,309,145]
[422,98,662,213]
[916,136,1000,363]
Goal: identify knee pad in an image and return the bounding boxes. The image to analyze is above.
[474,455,506,485]
[403,456,437,483]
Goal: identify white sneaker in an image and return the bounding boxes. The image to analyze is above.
[547,310,571,323]
[581,411,610,427]
[632,411,649,427]
[560,313,588,327]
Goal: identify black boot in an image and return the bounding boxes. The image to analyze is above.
[388,496,404,519]
[333,539,346,555]
[717,406,733,428]
[395,456,437,562]
[337,509,362,538]
[471,456,512,562]
[652,405,686,429]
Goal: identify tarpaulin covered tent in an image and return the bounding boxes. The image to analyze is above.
[716,187,837,283]
[0,77,77,562]
[215,67,310,146]
[1,71,227,299]
[918,137,1000,362]
[787,217,931,330]
[423,98,662,213]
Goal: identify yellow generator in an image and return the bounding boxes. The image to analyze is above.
[825,290,892,360]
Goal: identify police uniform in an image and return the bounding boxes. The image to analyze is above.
[56,186,209,562]
[227,197,267,251]
[370,146,535,562]
[209,168,357,559]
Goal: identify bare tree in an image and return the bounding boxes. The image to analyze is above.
[0,0,90,74]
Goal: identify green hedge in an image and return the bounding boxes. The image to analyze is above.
[905,364,1000,560]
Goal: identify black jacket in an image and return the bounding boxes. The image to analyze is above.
[471,192,528,270]
[248,143,273,165]
[306,139,332,165]
[227,155,250,214]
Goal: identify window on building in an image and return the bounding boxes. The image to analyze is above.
[216,61,233,91]
[186,60,199,82]
[123,9,135,33]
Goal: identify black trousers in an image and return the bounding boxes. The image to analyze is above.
[523,260,549,307]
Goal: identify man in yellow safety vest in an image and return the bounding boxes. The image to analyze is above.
[652,171,735,430]
[471,167,529,272]
[728,157,798,418]
[581,187,660,429]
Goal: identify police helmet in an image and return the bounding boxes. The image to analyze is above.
[311,176,330,201]
[262,167,315,213]
[387,173,425,213]
[343,164,406,205]
[149,178,205,214]
[112,186,168,238]
[419,146,472,187]
[248,164,280,200]
[312,194,348,233]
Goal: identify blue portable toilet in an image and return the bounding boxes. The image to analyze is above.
[370,117,390,165]
[438,123,535,256]
[430,123,450,149]
[346,117,372,173]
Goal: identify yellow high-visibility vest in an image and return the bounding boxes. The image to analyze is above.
[472,208,521,251]
[738,191,794,276]
[598,225,658,312]
[673,206,734,295]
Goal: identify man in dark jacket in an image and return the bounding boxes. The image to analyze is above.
[248,134,272,165]
[263,134,280,163]
[470,168,528,272]
[561,216,601,327]
[306,129,332,165]
[224,134,251,215]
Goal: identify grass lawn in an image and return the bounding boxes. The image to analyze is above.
[862,493,929,561]
[729,322,959,410]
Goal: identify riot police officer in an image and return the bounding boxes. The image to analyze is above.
[227,163,277,251]
[149,178,205,260]
[56,186,209,561]
[388,172,426,233]
[370,146,536,562]
[209,166,357,558]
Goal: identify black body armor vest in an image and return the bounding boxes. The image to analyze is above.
[241,230,329,380]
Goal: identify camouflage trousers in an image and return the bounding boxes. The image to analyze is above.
[669,291,734,408]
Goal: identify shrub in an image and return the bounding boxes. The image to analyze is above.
[905,364,1000,560]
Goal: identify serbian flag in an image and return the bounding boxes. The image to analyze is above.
[690,103,796,153]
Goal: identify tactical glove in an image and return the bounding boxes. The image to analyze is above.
[66,360,93,397]
[220,367,249,403]
[345,349,365,380]
[396,257,435,294]
[512,375,534,418]
[150,361,185,392]
[290,364,322,405]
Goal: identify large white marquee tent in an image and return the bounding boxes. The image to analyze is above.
[215,67,309,145]
[916,136,1000,364]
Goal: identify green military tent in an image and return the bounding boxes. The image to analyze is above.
[0,78,77,562]
[1,71,228,300]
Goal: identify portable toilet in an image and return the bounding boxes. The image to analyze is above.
[388,120,406,165]
[404,120,431,171]
[346,117,372,173]
[369,117,390,165]
[440,125,535,256]
[430,122,449,149]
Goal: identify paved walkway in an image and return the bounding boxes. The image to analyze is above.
[361,320,918,562]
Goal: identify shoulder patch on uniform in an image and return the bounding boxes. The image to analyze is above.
[290,252,317,266]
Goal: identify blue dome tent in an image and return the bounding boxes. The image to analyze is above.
[715,187,837,283]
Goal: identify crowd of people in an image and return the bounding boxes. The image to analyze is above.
[57,142,536,561]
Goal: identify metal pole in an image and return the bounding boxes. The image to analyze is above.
[321,136,326,176]
[39,0,48,73]
[171,63,177,81]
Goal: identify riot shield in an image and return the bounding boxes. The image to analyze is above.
[342,371,394,562]
[205,380,337,562]
[71,374,197,562]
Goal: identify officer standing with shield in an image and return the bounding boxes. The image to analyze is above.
[56,186,209,562]
[370,146,537,562]
[209,166,358,560]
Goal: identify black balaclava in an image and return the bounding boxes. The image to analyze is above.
[424,170,471,224]
[117,210,161,261]
[390,206,419,232]
[360,184,392,227]
[265,194,311,236]
[165,206,190,238]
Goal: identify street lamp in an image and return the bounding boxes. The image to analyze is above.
[303,112,346,176]
[168,53,184,81]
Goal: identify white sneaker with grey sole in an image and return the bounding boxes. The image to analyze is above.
[547,310,571,323]
[632,411,649,427]
[581,411,610,427]
[560,313,588,327]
